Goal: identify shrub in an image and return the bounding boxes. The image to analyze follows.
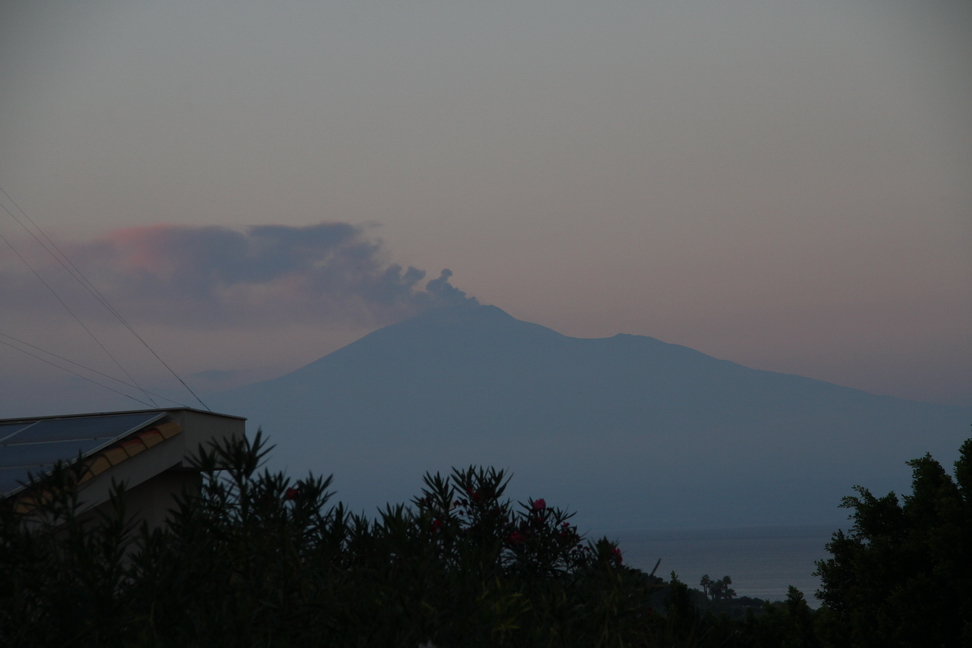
[0,432,663,647]
[814,434,972,647]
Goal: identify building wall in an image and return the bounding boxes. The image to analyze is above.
[83,466,203,531]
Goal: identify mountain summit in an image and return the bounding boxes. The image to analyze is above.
[214,304,971,529]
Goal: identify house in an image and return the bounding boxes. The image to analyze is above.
[0,407,245,529]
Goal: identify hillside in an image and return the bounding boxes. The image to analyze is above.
[212,303,971,529]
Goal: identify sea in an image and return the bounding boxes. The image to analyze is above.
[609,525,840,607]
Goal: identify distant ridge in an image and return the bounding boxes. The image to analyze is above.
[213,304,971,529]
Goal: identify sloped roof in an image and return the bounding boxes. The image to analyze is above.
[0,408,245,502]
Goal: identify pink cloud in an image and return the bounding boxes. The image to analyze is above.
[1,222,474,327]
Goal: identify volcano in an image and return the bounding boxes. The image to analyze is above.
[212,303,971,529]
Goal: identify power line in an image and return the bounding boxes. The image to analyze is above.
[0,338,156,409]
[0,228,160,408]
[0,187,115,313]
[0,331,192,408]
[0,186,211,410]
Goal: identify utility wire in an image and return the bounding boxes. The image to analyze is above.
[0,188,115,313]
[0,229,160,407]
[0,331,191,408]
[0,338,156,408]
[0,186,210,410]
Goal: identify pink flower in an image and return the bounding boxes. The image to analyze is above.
[612,547,623,564]
[284,487,300,501]
[532,499,546,511]
[431,518,443,532]
[507,531,525,545]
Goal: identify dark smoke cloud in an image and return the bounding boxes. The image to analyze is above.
[0,222,475,327]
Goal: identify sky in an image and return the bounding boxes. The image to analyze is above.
[0,0,969,415]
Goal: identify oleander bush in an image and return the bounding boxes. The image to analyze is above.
[5,429,968,647]
[0,432,665,647]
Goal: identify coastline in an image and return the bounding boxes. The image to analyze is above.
[609,524,838,606]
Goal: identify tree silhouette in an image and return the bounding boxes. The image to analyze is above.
[815,432,972,647]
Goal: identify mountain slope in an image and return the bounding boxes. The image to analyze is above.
[213,304,971,529]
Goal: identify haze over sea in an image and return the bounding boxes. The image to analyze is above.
[614,525,836,605]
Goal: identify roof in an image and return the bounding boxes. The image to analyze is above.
[0,408,245,500]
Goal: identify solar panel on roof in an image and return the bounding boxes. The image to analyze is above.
[0,422,33,444]
[0,411,167,497]
[0,469,25,495]
[0,438,109,470]
[0,412,164,445]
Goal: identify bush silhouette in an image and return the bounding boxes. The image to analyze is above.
[0,431,662,647]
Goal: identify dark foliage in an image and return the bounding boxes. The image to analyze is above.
[7,429,968,647]
[0,432,664,647]
[814,432,972,647]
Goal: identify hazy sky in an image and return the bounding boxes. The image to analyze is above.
[0,0,969,412]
